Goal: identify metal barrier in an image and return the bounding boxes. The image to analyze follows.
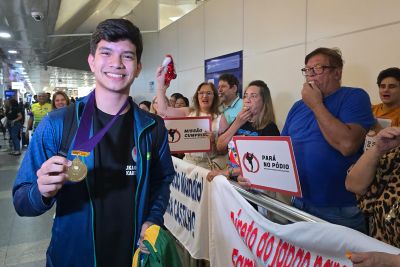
[230,181,327,223]
[174,180,327,266]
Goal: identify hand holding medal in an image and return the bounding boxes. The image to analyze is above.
[37,156,72,198]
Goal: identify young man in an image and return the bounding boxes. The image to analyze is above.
[372,67,400,127]
[282,47,375,233]
[218,73,243,125]
[13,19,175,267]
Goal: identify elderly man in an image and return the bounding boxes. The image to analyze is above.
[282,47,375,233]
[218,73,243,125]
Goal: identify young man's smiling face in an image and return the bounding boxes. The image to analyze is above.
[88,39,142,94]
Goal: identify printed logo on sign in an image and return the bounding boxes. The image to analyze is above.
[168,128,181,143]
[242,152,260,173]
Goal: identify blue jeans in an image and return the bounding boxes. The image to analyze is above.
[8,121,21,151]
[292,198,367,234]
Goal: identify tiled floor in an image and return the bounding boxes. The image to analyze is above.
[0,137,51,267]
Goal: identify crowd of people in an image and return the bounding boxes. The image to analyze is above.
[8,18,400,267]
[0,90,74,155]
[151,48,400,266]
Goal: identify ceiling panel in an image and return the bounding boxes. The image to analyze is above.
[0,0,205,95]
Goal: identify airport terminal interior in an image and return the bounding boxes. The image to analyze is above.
[0,0,400,266]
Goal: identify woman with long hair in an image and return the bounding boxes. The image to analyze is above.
[156,68,229,169]
[207,80,280,182]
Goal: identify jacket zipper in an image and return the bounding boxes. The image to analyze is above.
[132,119,155,254]
[75,101,97,267]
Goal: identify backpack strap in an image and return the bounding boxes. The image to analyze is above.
[58,103,78,157]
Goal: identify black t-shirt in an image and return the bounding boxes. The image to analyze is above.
[228,121,280,170]
[235,121,280,137]
[6,105,21,121]
[91,106,136,267]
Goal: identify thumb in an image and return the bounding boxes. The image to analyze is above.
[160,65,168,75]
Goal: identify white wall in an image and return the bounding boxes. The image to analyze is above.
[131,0,400,129]
[131,32,159,104]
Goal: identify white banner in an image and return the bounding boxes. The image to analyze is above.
[164,157,210,259]
[209,176,400,267]
[165,159,400,266]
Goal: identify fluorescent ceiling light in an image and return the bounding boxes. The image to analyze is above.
[15,60,23,64]
[8,50,18,54]
[0,32,11,38]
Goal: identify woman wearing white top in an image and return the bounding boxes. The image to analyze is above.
[156,67,229,169]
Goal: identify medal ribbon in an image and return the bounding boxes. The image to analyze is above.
[72,91,129,155]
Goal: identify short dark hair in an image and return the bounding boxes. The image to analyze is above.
[176,95,189,107]
[305,47,344,68]
[219,73,239,89]
[170,93,184,99]
[90,19,143,62]
[183,97,189,107]
[377,67,400,85]
[139,100,151,110]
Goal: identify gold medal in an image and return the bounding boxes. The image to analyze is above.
[67,157,88,182]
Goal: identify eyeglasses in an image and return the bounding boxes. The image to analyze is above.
[244,93,259,100]
[198,91,214,97]
[301,65,336,76]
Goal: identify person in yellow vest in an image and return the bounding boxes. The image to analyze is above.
[26,91,52,139]
[372,67,400,127]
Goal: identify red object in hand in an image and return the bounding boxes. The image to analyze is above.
[162,54,177,86]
